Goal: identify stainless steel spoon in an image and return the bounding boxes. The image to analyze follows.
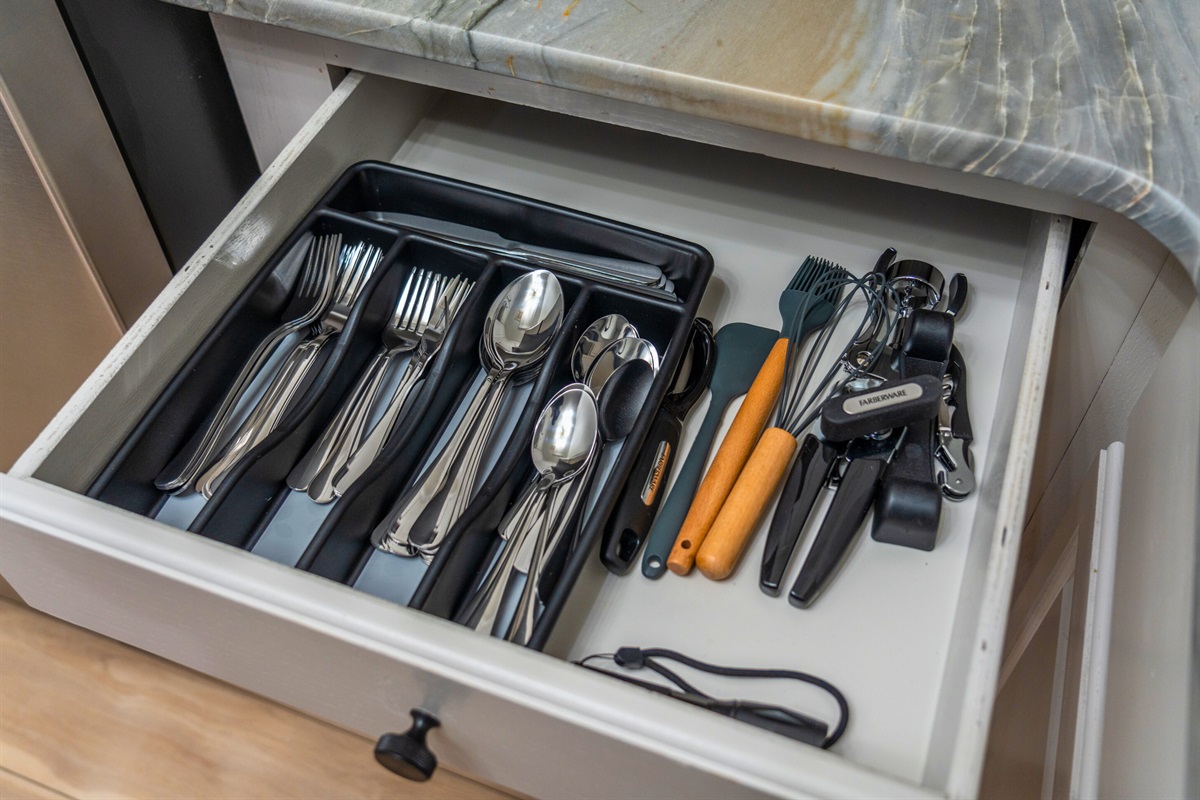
[571,314,637,383]
[455,384,598,637]
[374,270,565,557]
[584,337,659,398]
[494,330,659,561]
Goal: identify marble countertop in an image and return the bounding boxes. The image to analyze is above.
[175,0,1198,281]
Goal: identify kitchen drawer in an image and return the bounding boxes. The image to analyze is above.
[0,71,1068,799]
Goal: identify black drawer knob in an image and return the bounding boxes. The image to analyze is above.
[375,709,440,782]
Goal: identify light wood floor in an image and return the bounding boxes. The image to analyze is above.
[0,598,515,799]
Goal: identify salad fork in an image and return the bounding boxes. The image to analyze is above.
[330,274,473,498]
[291,269,455,503]
[196,242,382,498]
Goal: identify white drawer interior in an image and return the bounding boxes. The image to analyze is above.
[6,71,1066,797]
[385,92,1043,784]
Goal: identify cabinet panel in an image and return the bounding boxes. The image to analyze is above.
[1100,301,1199,799]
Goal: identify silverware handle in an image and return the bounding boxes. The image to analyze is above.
[332,350,430,496]
[508,248,676,297]
[289,349,388,493]
[376,369,507,552]
[456,490,545,634]
[304,350,402,503]
[498,478,541,542]
[196,335,326,498]
[427,373,510,549]
[361,211,666,289]
[506,484,558,644]
[157,321,304,493]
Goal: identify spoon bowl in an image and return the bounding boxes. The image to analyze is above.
[488,269,565,372]
[571,314,638,382]
[531,384,599,486]
[595,359,656,441]
[585,337,659,396]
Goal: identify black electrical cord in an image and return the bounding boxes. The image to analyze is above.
[574,647,849,749]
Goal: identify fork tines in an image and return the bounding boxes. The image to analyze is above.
[335,241,384,304]
[433,275,474,327]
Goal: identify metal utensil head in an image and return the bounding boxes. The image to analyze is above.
[571,313,638,382]
[885,260,945,314]
[486,269,564,371]
[530,383,598,486]
[584,337,659,396]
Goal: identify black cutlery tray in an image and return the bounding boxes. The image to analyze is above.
[87,162,713,651]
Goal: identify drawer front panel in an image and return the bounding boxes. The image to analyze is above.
[0,477,927,799]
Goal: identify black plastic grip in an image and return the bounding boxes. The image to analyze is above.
[600,409,683,574]
[901,310,955,364]
[871,308,953,550]
[760,435,838,596]
[948,345,972,442]
[789,456,885,608]
[944,273,969,317]
[872,473,943,551]
[819,374,942,442]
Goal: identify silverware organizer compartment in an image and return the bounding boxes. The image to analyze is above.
[189,235,494,549]
[413,284,693,649]
[84,161,713,636]
[325,162,706,301]
[294,258,591,585]
[86,212,403,519]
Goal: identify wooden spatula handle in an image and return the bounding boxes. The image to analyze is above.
[666,338,788,575]
[696,427,797,580]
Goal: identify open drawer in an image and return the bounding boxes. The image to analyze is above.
[0,71,1068,799]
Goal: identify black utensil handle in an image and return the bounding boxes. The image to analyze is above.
[872,247,898,277]
[789,457,884,608]
[945,273,969,317]
[760,435,837,596]
[601,410,684,574]
[667,317,716,414]
[948,345,972,442]
[819,374,942,442]
[641,395,727,578]
[900,310,955,367]
[872,472,943,551]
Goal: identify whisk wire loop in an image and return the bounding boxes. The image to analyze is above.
[776,271,898,437]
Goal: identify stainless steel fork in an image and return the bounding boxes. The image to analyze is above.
[155,233,341,495]
[333,275,473,499]
[290,268,447,503]
[195,242,383,499]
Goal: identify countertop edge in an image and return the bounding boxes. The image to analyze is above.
[173,1,1200,287]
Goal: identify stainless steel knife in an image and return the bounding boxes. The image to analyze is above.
[358,210,675,297]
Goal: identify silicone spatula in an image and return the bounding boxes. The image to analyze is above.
[640,322,778,578]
